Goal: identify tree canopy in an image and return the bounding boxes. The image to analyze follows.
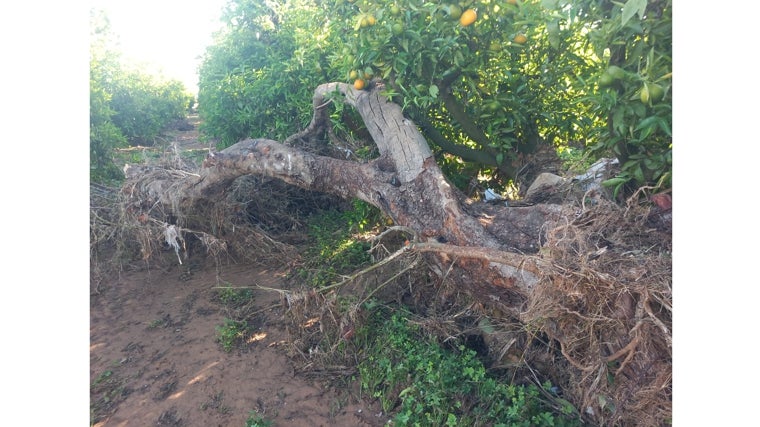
[198,0,671,198]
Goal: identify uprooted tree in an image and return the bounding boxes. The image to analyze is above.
[117,80,671,426]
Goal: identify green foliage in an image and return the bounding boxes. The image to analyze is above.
[358,309,582,426]
[344,198,384,233]
[244,412,273,427]
[108,72,193,146]
[198,0,671,197]
[90,8,194,184]
[90,10,128,184]
[215,285,255,308]
[296,200,382,288]
[557,146,594,176]
[197,0,341,148]
[216,318,249,352]
[332,0,600,163]
[579,0,672,196]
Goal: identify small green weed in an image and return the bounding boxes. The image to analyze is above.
[92,370,114,386]
[216,318,248,352]
[147,315,171,329]
[200,391,232,414]
[91,368,129,425]
[215,285,254,307]
[358,308,582,426]
[244,411,273,427]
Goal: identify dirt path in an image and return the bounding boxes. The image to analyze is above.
[90,117,386,427]
[90,262,385,427]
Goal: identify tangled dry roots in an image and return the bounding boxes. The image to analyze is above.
[91,156,342,276]
[523,197,672,426]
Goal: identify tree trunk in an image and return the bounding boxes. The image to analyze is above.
[124,81,562,315]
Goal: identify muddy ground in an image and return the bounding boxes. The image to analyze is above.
[90,116,386,427]
[90,260,386,427]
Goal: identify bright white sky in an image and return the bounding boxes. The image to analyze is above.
[91,0,229,94]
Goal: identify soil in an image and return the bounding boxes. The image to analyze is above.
[90,116,386,427]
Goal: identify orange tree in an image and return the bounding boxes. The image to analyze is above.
[582,0,672,196]
[198,0,671,196]
[197,0,343,147]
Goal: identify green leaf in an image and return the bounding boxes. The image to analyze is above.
[445,413,458,427]
[428,84,439,98]
[657,117,672,136]
[633,165,645,183]
[547,19,561,49]
[622,0,647,27]
[602,177,628,188]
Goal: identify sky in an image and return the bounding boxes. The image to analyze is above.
[91,0,229,94]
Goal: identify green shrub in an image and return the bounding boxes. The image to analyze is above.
[90,10,128,184]
[197,0,340,148]
[359,309,582,426]
[108,70,194,146]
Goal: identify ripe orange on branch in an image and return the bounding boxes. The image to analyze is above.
[459,9,477,26]
[354,79,366,90]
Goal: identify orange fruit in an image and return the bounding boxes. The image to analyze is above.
[354,79,366,90]
[367,15,376,26]
[349,70,359,80]
[513,34,527,44]
[459,9,476,26]
[507,0,517,4]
